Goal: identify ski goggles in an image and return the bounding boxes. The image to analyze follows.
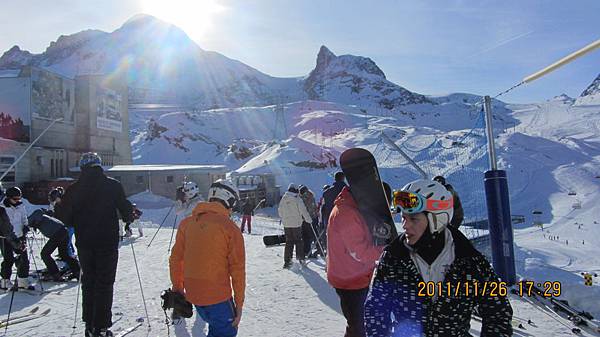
[392,190,453,214]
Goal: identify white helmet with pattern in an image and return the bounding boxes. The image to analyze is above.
[399,179,454,234]
[182,181,199,199]
[208,179,240,209]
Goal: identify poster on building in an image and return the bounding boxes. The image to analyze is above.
[96,86,123,132]
[0,77,31,142]
[31,68,75,122]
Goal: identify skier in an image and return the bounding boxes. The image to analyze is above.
[365,179,513,336]
[27,209,80,281]
[48,187,76,257]
[122,203,142,238]
[56,152,134,337]
[299,185,320,258]
[176,181,204,219]
[240,197,254,234]
[433,176,464,228]
[0,186,33,290]
[326,185,385,337]
[0,184,21,290]
[169,179,245,336]
[278,183,312,268]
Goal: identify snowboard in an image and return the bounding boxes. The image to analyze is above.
[339,148,398,246]
[263,234,286,246]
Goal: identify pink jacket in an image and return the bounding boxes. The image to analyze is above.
[326,187,384,290]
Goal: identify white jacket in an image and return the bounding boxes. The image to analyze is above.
[176,194,204,222]
[1,201,28,238]
[278,191,312,228]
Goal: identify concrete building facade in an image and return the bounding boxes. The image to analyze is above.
[0,66,131,189]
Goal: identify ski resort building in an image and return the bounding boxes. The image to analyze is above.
[0,66,131,193]
[100,164,227,199]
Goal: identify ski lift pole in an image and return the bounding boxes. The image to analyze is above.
[483,96,516,285]
[380,131,428,179]
[0,118,63,181]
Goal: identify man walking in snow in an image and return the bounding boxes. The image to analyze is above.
[278,183,312,268]
[326,184,384,337]
[170,179,245,337]
[57,153,133,337]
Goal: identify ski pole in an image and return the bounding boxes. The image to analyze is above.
[147,203,176,248]
[27,235,44,292]
[4,257,20,334]
[72,269,82,329]
[130,240,152,328]
[308,220,326,258]
[167,214,179,253]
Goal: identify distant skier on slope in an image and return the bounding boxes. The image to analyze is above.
[170,179,245,336]
[365,179,512,337]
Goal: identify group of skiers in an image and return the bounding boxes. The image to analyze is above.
[1,149,513,337]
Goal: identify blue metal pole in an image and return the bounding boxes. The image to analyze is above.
[484,170,516,284]
[483,95,516,284]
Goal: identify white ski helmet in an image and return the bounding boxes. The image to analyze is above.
[208,179,240,209]
[399,179,454,234]
[182,181,199,199]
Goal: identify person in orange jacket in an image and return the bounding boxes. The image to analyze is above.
[169,179,245,337]
[327,186,385,337]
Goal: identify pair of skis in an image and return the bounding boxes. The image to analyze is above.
[0,306,51,328]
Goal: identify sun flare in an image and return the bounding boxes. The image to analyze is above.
[141,0,225,40]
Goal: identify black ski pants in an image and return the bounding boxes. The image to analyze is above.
[0,237,29,279]
[335,287,369,337]
[301,220,314,258]
[41,228,80,276]
[284,227,304,264]
[79,247,118,329]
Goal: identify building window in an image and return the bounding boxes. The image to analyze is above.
[0,156,16,182]
[50,158,55,177]
[136,176,144,184]
[166,175,174,183]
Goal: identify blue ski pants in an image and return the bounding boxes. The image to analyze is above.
[195,298,238,337]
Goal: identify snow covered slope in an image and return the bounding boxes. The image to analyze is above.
[576,73,600,106]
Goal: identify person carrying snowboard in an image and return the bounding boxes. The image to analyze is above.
[0,186,33,291]
[278,183,312,268]
[326,184,385,337]
[240,197,254,234]
[56,152,134,337]
[432,176,464,228]
[28,209,80,281]
[170,179,245,337]
[365,179,512,337]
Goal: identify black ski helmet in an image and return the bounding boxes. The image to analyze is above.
[6,186,22,199]
[48,187,65,202]
[433,176,446,186]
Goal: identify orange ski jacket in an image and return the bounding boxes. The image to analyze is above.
[169,201,246,308]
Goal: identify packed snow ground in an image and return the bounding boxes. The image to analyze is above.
[1,205,599,336]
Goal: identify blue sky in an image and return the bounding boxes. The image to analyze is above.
[1,0,598,103]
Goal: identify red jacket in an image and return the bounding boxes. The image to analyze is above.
[326,187,384,289]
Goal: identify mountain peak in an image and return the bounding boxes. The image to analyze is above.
[122,13,166,28]
[316,45,336,68]
[580,73,600,97]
